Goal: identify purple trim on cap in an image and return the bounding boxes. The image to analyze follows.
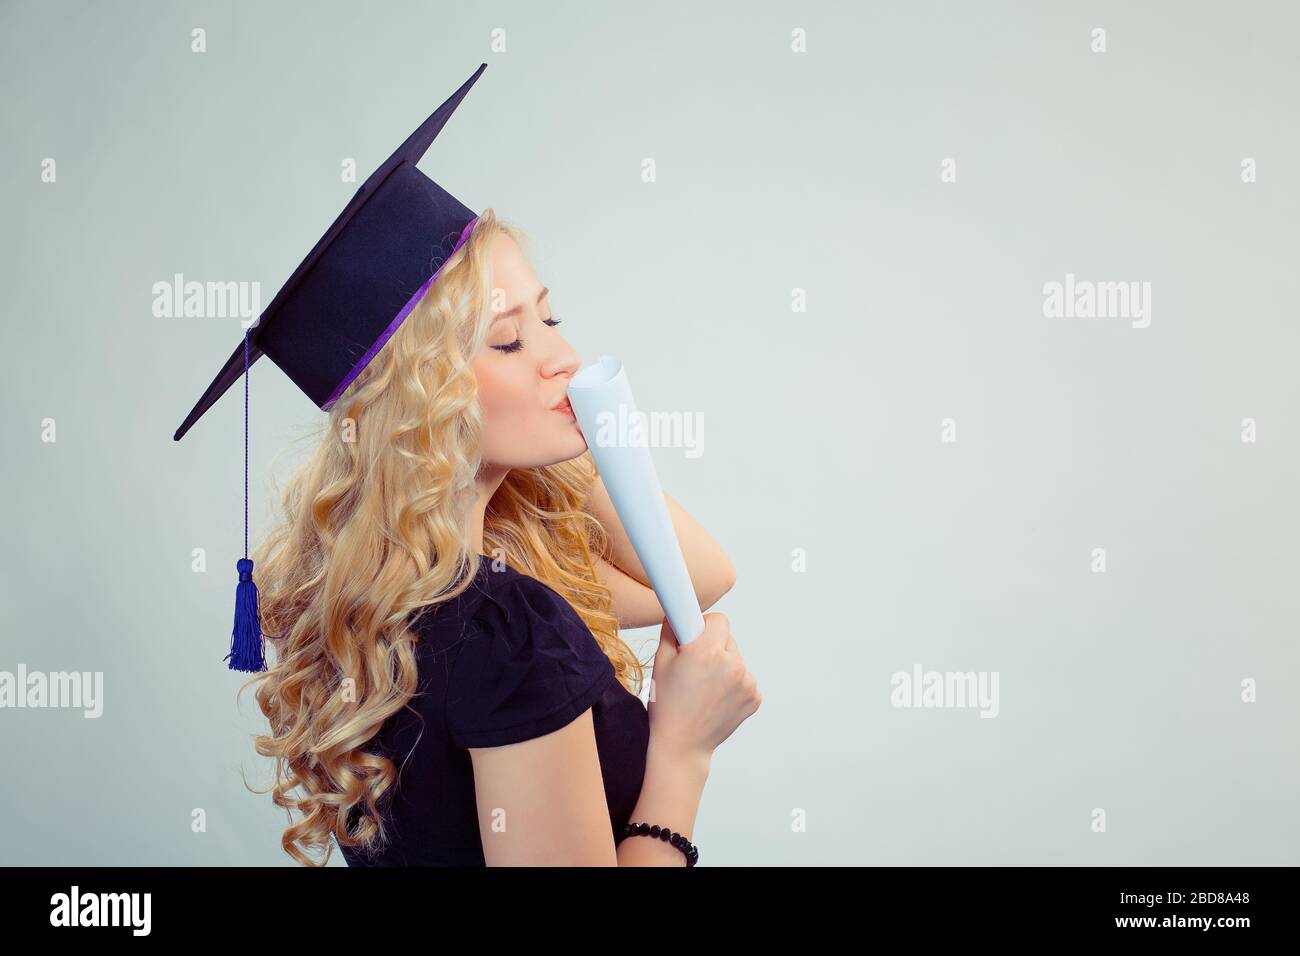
[321,215,479,410]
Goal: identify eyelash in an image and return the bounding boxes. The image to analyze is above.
[491,317,562,353]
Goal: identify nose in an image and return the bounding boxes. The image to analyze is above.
[541,328,582,382]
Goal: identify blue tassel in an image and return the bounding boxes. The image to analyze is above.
[227,329,268,672]
[226,557,266,672]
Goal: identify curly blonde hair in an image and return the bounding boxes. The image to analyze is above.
[237,208,645,866]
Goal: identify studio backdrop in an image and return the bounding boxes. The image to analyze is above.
[1,0,1297,865]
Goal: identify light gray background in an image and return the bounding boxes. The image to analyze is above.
[2,0,1296,865]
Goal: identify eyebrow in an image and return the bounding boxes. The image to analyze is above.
[492,286,549,322]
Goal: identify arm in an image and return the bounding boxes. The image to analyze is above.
[616,739,709,866]
[584,474,737,629]
[469,711,616,865]
[468,712,708,867]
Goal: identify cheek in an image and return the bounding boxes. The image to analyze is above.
[473,361,515,417]
[471,357,584,468]
[473,360,535,443]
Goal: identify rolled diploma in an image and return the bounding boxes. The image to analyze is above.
[567,356,706,644]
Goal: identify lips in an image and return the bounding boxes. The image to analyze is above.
[552,396,574,415]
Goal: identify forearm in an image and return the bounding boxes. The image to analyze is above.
[584,474,736,606]
[617,739,709,867]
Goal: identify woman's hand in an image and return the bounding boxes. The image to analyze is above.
[645,612,761,765]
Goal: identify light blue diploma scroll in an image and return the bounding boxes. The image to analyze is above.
[567,356,706,644]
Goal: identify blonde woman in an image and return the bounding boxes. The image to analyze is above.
[238,207,760,866]
[172,68,761,866]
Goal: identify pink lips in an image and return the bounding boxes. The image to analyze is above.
[553,397,575,417]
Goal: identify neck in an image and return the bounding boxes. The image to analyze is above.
[469,464,510,556]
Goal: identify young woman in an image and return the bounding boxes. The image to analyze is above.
[243,209,762,866]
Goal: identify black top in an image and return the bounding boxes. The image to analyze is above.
[339,559,650,866]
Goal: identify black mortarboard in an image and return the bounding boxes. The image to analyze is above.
[173,62,489,672]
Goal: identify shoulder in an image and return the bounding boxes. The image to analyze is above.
[473,561,594,639]
[442,560,616,749]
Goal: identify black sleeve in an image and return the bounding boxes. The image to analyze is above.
[444,571,615,749]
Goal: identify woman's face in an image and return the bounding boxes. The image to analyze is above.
[471,230,587,469]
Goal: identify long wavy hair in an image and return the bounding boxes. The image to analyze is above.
[238,208,645,866]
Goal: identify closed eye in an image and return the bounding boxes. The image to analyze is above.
[490,316,562,353]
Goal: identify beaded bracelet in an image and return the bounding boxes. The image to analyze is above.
[617,821,699,867]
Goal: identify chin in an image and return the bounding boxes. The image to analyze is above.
[540,429,588,467]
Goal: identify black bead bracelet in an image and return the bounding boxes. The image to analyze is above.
[617,821,699,867]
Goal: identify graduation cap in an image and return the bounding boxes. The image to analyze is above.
[173,62,489,672]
